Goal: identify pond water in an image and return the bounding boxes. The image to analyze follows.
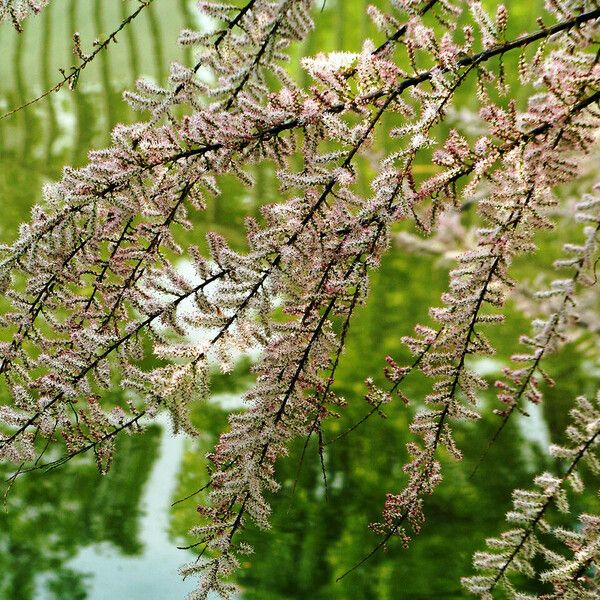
[0,1,598,599]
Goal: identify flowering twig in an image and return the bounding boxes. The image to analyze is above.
[0,0,155,121]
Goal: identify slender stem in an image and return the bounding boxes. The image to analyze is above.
[0,0,154,121]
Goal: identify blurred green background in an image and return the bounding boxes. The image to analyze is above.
[0,1,598,598]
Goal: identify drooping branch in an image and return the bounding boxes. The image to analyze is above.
[471,183,600,477]
[340,45,600,577]
[0,2,599,598]
[188,36,599,600]
[462,390,600,598]
[0,0,459,467]
[4,4,596,276]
